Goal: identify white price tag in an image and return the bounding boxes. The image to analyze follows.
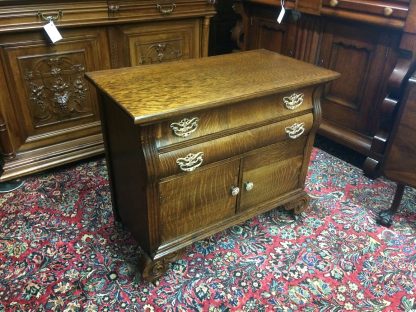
[43,21,63,43]
[277,6,286,24]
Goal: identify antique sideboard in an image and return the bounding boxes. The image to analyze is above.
[0,0,215,181]
[233,0,416,160]
[86,49,339,281]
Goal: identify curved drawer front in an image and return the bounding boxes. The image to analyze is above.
[155,87,314,149]
[158,113,313,177]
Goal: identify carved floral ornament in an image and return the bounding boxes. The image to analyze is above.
[24,56,91,127]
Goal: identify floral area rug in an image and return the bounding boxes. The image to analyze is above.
[0,148,415,311]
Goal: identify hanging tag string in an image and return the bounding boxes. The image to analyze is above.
[277,0,286,23]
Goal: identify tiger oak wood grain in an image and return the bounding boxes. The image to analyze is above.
[87,50,339,282]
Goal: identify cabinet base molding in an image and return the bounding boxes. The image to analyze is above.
[0,134,103,182]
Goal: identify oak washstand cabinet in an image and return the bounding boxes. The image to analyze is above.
[86,49,339,282]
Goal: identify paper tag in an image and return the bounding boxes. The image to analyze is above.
[43,21,63,43]
[277,6,286,24]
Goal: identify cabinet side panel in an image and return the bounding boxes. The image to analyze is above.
[101,94,151,252]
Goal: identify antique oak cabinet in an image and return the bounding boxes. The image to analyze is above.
[86,50,339,281]
[0,0,215,181]
[233,0,416,158]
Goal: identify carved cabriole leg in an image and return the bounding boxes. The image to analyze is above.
[377,183,405,227]
[283,192,311,214]
[138,249,185,283]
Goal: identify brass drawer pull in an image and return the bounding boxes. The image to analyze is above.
[230,186,240,196]
[244,181,254,191]
[176,152,204,172]
[283,92,304,110]
[285,122,305,139]
[170,117,199,138]
[157,3,176,14]
[37,10,63,22]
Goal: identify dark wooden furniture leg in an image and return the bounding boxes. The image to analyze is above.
[377,183,405,227]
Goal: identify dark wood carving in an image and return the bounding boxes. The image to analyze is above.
[363,53,416,178]
[23,55,93,127]
[138,42,182,64]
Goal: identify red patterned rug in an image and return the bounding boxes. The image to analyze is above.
[1,148,415,311]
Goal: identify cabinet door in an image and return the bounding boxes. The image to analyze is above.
[108,19,201,68]
[318,20,399,149]
[158,160,239,243]
[0,27,110,154]
[239,138,307,212]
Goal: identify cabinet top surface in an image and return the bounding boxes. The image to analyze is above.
[86,50,339,125]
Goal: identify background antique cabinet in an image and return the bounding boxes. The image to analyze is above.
[0,0,215,181]
[234,0,416,157]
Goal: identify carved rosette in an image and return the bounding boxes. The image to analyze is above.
[24,56,92,127]
[139,42,182,65]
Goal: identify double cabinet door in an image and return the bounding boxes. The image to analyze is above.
[158,137,307,243]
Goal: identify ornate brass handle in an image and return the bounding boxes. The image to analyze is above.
[244,181,254,192]
[170,117,199,138]
[37,10,63,22]
[230,186,240,196]
[283,92,304,110]
[157,3,176,14]
[176,152,204,172]
[285,122,305,139]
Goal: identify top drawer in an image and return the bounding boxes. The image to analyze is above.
[107,0,216,20]
[0,1,109,32]
[154,87,314,150]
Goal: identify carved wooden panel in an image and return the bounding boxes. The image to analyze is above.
[22,54,93,128]
[0,27,111,145]
[108,19,199,68]
[319,20,399,136]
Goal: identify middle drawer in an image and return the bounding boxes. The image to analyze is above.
[158,113,313,178]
